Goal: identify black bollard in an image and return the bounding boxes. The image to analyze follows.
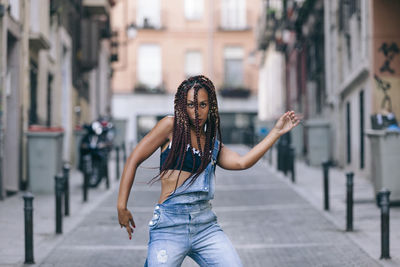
[63,163,71,216]
[23,192,35,264]
[283,144,289,176]
[104,154,110,189]
[346,172,354,231]
[322,161,330,211]
[82,154,91,202]
[116,146,120,180]
[122,142,127,164]
[378,189,391,260]
[289,147,295,183]
[277,142,283,171]
[55,174,64,234]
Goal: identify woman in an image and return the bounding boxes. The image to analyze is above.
[117,75,300,266]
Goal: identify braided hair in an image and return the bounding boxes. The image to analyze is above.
[150,75,222,190]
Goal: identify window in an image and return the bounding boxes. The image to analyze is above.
[9,0,20,20]
[47,74,53,127]
[224,47,244,86]
[137,44,162,89]
[221,0,246,30]
[185,51,203,77]
[30,0,40,32]
[185,0,204,20]
[29,61,38,125]
[137,0,161,28]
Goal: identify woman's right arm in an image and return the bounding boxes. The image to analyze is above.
[117,116,173,239]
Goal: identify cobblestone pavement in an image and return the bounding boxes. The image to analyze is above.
[36,145,383,267]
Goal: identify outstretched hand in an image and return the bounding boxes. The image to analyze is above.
[273,111,301,136]
[118,208,136,240]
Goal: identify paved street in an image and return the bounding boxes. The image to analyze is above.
[36,146,383,267]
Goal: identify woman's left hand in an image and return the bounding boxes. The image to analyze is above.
[273,111,301,136]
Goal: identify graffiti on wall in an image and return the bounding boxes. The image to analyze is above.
[378,42,399,74]
[375,42,399,110]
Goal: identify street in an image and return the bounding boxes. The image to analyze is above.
[38,146,380,267]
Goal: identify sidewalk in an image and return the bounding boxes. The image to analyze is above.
[268,149,400,266]
[0,158,120,267]
[28,146,394,267]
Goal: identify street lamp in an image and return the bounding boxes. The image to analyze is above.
[126,23,137,39]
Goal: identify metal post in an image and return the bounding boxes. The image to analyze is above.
[122,142,127,164]
[283,143,288,176]
[105,154,110,189]
[322,161,330,211]
[116,146,120,180]
[277,142,282,171]
[23,192,35,264]
[378,189,391,260]
[346,172,354,231]
[289,147,295,183]
[55,174,63,234]
[63,163,70,216]
[82,154,91,202]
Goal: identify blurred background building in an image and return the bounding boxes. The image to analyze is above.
[110,0,261,146]
[0,0,115,198]
[257,0,400,184]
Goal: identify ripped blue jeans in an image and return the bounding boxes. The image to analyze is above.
[144,199,242,267]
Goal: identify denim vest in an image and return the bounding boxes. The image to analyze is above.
[162,139,220,205]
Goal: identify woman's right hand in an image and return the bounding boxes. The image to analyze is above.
[118,208,135,240]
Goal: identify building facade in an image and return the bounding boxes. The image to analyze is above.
[0,0,114,199]
[258,0,400,181]
[111,0,261,146]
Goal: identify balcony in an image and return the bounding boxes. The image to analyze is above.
[132,9,168,30]
[83,0,113,16]
[215,9,252,31]
[29,0,50,51]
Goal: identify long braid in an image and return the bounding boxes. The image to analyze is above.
[150,75,222,190]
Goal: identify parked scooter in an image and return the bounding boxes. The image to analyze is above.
[79,118,114,188]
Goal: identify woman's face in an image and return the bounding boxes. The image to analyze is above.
[186,87,209,128]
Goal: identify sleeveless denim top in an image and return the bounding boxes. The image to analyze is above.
[162,139,220,205]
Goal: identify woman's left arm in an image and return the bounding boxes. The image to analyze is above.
[217,111,300,170]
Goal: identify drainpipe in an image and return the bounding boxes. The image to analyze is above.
[208,0,214,81]
[0,2,7,200]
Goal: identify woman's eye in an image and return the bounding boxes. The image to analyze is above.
[200,103,207,108]
[187,103,194,108]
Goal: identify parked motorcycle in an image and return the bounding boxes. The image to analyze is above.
[79,118,114,188]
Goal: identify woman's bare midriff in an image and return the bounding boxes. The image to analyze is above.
[158,169,193,204]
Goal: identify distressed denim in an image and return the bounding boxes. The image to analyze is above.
[144,140,242,267]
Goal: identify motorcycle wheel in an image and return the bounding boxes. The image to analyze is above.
[88,158,102,188]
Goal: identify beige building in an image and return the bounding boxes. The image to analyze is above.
[111,0,262,145]
[111,0,261,93]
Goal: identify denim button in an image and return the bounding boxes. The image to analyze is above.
[153,214,158,219]
[155,205,160,210]
[204,187,208,190]
[149,220,154,226]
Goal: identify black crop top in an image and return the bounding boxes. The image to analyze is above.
[160,143,203,173]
